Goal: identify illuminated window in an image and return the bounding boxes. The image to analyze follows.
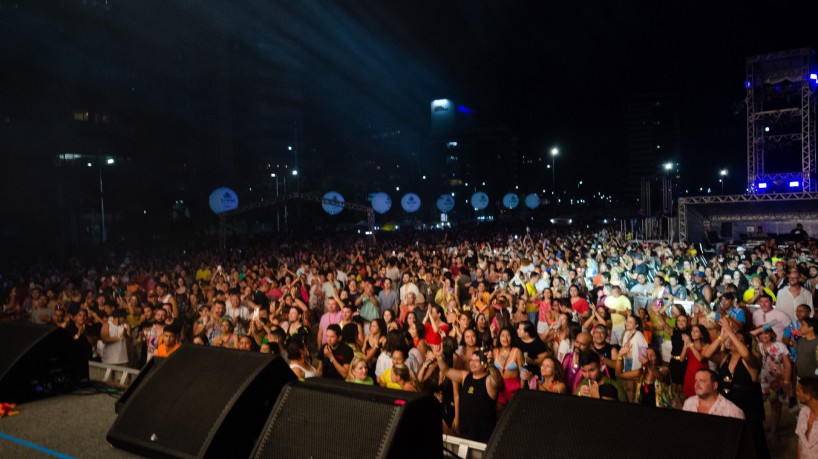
[72,111,89,122]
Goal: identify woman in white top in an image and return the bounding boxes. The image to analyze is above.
[100,311,130,366]
[286,338,317,380]
[618,315,649,402]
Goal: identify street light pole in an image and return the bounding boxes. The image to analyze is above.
[99,164,106,243]
[719,169,728,194]
[550,147,559,198]
[271,173,280,232]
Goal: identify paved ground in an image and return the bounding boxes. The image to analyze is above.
[0,392,139,459]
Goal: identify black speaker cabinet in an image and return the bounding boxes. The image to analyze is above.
[107,345,296,459]
[251,378,442,459]
[0,323,89,403]
[484,390,755,459]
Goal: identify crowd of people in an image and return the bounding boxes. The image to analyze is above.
[2,225,817,457]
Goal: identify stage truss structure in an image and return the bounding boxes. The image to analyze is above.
[746,48,817,193]
[678,192,818,242]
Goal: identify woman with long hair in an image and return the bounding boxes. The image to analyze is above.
[212,318,239,349]
[492,326,524,412]
[455,328,480,369]
[449,312,472,345]
[363,318,387,376]
[346,356,374,385]
[618,315,649,401]
[382,308,400,332]
[287,338,318,380]
[391,364,418,392]
[667,312,691,394]
[568,285,590,319]
[474,312,493,349]
[523,355,568,394]
[680,324,711,399]
[703,318,768,458]
[418,337,460,434]
[615,346,673,408]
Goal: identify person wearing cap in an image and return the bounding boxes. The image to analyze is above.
[156,321,181,357]
[692,271,708,299]
[100,308,130,365]
[714,292,745,329]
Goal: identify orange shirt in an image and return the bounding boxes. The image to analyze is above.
[156,342,180,358]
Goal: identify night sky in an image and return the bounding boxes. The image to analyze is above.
[1,1,817,249]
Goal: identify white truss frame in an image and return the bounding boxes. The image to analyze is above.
[678,192,818,241]
[746,48,816,194]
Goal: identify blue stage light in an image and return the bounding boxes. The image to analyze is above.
[789,181,800,188]
[757,182,768,189]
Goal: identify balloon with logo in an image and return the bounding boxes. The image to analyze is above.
[322,191,345,215]
[525,193,540,209]
[370,192,392,214]
[471,192,489,210]
[436,194,455,213]
[401,193,421,213]
[502,193,519,209]
[209,187,239,214]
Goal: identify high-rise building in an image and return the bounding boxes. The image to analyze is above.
[622,90,681,210]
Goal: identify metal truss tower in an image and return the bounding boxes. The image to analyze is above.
[746,48,817,193]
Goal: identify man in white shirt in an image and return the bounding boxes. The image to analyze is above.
[683,368,745,420]
[629,273,652,311]
[753,294,792,343]
[776,268,813,322]
[398,272,420,304]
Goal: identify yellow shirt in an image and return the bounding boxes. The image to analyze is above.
[605,294,631,328]
[380,367,402,390]
[525,283,539,313]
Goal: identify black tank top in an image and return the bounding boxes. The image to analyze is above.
[459,373,496,442]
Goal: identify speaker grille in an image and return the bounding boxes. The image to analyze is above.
[253,383,401,459]
[484,391,750,459]
[108,346,292,458]
[0,323,55,378]
[252,379,442,459]
[0,323,86,402]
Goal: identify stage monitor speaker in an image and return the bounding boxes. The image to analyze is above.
[0,323,89,403]
[251,378,442,459]
[484,391,754,459]
[114,354,166,414]
[107,345,296,459]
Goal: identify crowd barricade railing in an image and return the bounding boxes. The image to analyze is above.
[88,361,141,387]
[443,434,486,459]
